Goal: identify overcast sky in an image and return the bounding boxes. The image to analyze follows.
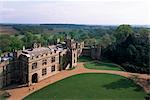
[0,0,149,25]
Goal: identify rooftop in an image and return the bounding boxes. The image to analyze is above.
[22,43,67,57]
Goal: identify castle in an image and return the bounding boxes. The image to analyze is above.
[81,45,101,60]
[0,38,84,88]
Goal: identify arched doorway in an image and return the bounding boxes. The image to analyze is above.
[32,73,38,83]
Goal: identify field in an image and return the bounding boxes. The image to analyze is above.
[78,56,121,71]
[25,73,145,100]
[0,26,18,35]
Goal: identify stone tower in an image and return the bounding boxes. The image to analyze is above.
[65,38,77,68]
[91,45,101,60]
[96,45,101,60]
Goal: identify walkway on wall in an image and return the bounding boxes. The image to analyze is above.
[6,62,150,100]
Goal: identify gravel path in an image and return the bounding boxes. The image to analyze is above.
[6,62,150,100]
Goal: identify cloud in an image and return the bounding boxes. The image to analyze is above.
[0,7,15,12]
[0,0,149,24]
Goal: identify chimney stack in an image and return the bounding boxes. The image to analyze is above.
[23,46,25,50]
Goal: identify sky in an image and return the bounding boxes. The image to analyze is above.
[0,0,149,25]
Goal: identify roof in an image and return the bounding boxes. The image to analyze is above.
[22,43,67,57]
[22,47,50,57]
[0,57,10,68]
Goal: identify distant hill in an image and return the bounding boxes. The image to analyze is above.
[0,24,116,35]
[0,24,149,35]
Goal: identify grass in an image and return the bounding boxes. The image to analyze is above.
[78,56,121,71]
[84,61,121,71]
[0,96,5,100]
[24,73,146,100]
[0,91,6,100]
[78,56,93,62]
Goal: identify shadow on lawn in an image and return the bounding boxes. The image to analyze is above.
[103,79,143,92]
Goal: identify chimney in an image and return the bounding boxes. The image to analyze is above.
[23,46,25,50]
[33,43,38,48]
[57,38,60,43]
[38,43,41,48]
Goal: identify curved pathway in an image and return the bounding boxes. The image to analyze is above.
[6,62,150,100]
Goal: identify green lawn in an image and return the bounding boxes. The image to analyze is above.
[79,56,121,71]
[25,73,145,100]
[78,56,93,62]
[0,96,5,100]
[0,92,5,100]
[84,61,121,71]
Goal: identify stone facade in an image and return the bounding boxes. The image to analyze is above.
[0,39,84,88]
[0,53,14,88]
[81,45,101,60]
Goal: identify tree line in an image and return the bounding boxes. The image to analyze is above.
[102,25,150,74]
[0,24,149,74]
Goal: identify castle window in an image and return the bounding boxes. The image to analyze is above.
[51,65,55,72]
[51,57,55,63]
[31,56,33,60]
[74,59,76,63]
[32,62,37,69]
[42,68,47,76]
[46,53,48,56]
[42,59,47,65]
[74,53,76,57]
[36,56,39,58]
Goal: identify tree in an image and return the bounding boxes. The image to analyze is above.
[9,36,23,51]
[102,26,149,74]
[115,24,134,43]
[0,35,24,52]
[22,32,34,48]
[0,35,11,52]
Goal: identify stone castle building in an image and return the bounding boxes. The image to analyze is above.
[0,38,84,88]
[81,45,101,60]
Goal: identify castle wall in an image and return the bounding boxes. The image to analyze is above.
[96,47,101,60]
[81,46,101,60]
[81,47,91,57]
[26,51,60,85]
[71,49,77,67]
[0,60,13,88]
[0,66,3,88]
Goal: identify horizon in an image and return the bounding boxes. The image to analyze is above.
[0,23,150,26]
[0,0,149,25]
